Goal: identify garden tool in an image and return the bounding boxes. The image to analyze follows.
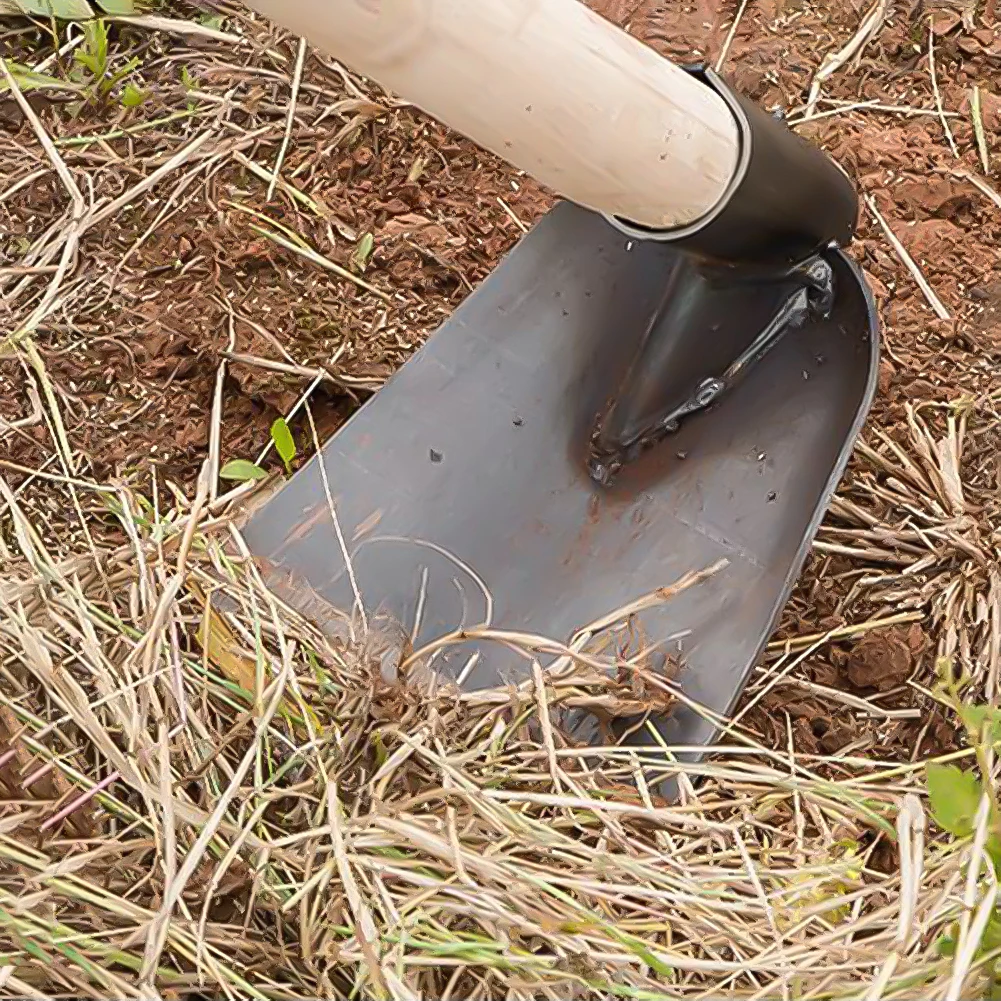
[242,0,879,756]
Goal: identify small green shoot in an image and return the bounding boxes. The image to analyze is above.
[73,19,110,81]
[350,232,375,273]
[927,763,983,839]
[120,81,146,108]
[971,85,991,177]
[179,65,198,111]
[220,459,268,483]
[925,665,1001,977]
[270,418,296,475]
[219,421,295,484]
[72,18,142,103]
[0,0,135,16]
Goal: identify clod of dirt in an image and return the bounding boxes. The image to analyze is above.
[893,178,973,219]
[927,9,962,35]
[846,626,924,691]
[819,720,858,755]
[976,88,1001,130]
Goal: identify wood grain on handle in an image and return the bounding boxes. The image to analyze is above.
[244,0,741,230]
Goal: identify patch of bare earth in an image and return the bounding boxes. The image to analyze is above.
[1,6,547,528]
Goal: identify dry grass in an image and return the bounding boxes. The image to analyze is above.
[0,466,993,999]
[3,1,1001,999]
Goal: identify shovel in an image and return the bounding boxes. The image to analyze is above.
[241,0,879,755]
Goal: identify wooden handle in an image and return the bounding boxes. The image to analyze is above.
[244,0,742,230]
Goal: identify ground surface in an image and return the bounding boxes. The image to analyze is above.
[1,1,1001,995]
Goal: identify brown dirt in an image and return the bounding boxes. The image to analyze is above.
[846,624,925,691]
[2,0,1000,760]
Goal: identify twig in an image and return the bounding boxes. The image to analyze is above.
[208,308,238,503]
[865,196,951,320]
[87,131,215,228]
[233,151,329,217]
[269,37,308,201]
[0,58,86,339]
[303,401,368,634]
[253,370,324,467]
[929,19,959,157]
[971,85,991,177]
[766,610,925,653]
[108,14,246,44]
[221,349,381,391]
[247,222,390,301]
[805,0,890,116]
[951,169,1001,209]
[496,196,528,233]
[715,0,753,71]
[39,772,117,832]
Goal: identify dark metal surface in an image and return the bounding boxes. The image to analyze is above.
[587,253,836,483]
[244,202,879,756]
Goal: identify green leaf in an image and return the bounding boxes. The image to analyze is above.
[220,459,268,483]
[270,418,296,474]
[74,50,101,75]
[988,833,1001,877]
[984,913,1001,955]
[927,763,984,838]
[0,61,77,93]
[83,17,107,65]
[962,704,992,730]
[0,0,136,16]
[936,932,957,957]
[350,232,375,272]
[0,0,91,16]
[960,704,1001,745]
[120,81,145,106]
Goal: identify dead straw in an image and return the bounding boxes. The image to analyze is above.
[0,472,986,998]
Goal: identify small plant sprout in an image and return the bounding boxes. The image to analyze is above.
[71,17,144,104]
[270,418,297,475]
[926,659,1001,974]
[219,459,268,483]
[219,421,297,484]
[121,81,147,108]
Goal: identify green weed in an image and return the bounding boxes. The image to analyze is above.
[220,419,298,483]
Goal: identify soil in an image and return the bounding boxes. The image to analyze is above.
[846,624,926,691]
[2,0,1000,759]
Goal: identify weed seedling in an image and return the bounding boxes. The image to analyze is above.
[220,419,299,484]
[928,657,1001,985]
[270,418,297,475]
[72,18,142,104]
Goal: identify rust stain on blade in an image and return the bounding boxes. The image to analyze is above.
[285,504,330,548]
[353,507,384,541]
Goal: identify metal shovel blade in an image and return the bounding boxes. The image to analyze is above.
[244,202,879,757]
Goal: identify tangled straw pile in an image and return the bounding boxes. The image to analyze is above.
[0,464,993,1000]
